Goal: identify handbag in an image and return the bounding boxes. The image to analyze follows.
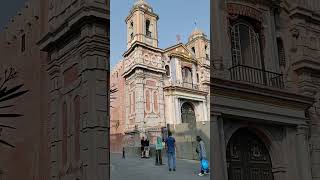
[201,159,209,171]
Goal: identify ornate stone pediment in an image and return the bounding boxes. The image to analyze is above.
[164,43,196,63]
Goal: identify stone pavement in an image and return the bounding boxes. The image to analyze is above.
[111,153,210,180]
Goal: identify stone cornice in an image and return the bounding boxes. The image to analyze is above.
[38,9,109,52]
[163,86,208,96]
[123,41,163,57]
[211,78,315,110]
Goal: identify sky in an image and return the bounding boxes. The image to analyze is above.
[0,0,27,30]
[110,0,210,68]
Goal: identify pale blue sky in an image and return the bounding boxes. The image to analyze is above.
[110,0,210,68]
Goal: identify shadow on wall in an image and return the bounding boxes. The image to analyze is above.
[171,121,210,161]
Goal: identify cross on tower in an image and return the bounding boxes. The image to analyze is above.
[194,19,198,29]
[176,34,181,43]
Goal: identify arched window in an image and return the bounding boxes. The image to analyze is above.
[74,96,80,161]
[181,102,196,124]
[191,47,196,54]
[146,20,151,37]
[62,102,68,165]
[231,22,262,68]
[165,65,170,76]
[130,21,134,40]
[205,45,209,60]
[182,67,192,84]
[277,38,286,67]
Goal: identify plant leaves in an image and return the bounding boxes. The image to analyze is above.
[0,84,24,98]
[0,124,16,129]
[0,114,23,118]
[0,105,14,109]
[0,90,29,103]
[0,139,15,148]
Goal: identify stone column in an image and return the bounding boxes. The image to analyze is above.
[135,70,145,132]
[296,125,312,180]
[211,113,228,180]
[47,63,61,180]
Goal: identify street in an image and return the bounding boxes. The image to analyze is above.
[111,153,210,180]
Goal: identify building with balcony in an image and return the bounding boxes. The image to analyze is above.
[211,0,320,180]
[110,0,210,159]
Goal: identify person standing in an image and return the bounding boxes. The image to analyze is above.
[165,131,176,172]
[141,136,146,158]
[155,136,163,165]
[196,135,209,176]
[145,137,150,158]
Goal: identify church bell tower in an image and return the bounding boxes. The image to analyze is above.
[126,0,159,49]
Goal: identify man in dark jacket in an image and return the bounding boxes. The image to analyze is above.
[196,136,209,176]
[141,137,146,158]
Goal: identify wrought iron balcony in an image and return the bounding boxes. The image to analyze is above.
[229,65,284,89]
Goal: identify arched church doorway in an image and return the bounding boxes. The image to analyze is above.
[226,128,273,180]
[181,102,196,124]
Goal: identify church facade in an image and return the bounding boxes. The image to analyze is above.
[211,0,320,180]
[110,0,210,159]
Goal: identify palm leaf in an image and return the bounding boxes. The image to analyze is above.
[0,114,23,117]
[0,124,16,129]
[0,105,14,109]
[0,90,29,103]
[0,84,24,97]
[0,139,15,148]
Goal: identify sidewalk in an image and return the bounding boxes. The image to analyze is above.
[111,153,210,180]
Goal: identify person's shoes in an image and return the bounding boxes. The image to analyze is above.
[198,173,205,176]
[204,171,210,175]
[169,168,172,171]
[173,168,176,171]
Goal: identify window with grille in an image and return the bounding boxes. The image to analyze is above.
[277,38,286,67]
[231,23,262,68]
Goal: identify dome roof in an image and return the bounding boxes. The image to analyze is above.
[189,28,206,41]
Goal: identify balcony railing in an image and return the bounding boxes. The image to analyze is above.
[229,65,284,89]
[164,80,199,90]
[182,82,199,90]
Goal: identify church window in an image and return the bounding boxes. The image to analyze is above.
[182,67,192,84]
[146,20,151,38]
[191,47,196,54]
[231,22,262,68]
[21,34,26,52]
[165,65,170,76]
[130,21,134,40]
[62,102,68,165]
[205,45,209,60]
[74,96,80,161]
[197,73,199,83]
[276,38,286,67]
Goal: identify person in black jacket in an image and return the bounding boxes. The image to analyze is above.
[141,137,146,158]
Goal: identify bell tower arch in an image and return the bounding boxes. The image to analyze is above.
[126,0,159,49]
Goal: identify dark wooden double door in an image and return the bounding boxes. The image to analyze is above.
[226,128,273,180]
